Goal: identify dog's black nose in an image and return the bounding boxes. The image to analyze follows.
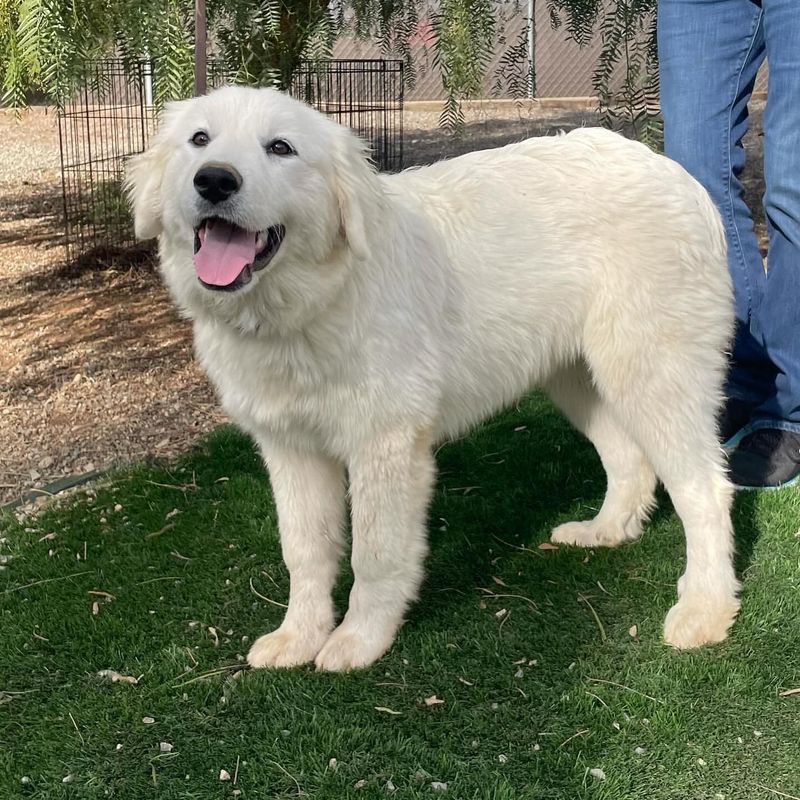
[193,165,242,204]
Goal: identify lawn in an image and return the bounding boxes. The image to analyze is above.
[2,393,799,800]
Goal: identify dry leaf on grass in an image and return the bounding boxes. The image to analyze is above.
[538,542,559,551]
[374,706,402,715]
[97,670,140,685]
[424,695,444,707]
[779,688,800,697]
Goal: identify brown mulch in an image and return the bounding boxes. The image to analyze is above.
[0,102,768,507]
[0,108,224,506]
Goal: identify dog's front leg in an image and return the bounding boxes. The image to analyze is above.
[247,444,346,669]
[315,426,435,672]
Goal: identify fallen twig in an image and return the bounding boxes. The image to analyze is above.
[478,588,539,611]
[3,571,91,595]
[145,524,175,539]
[135,576,181,586]
[88,590,116,600]
[249,577,288,608]
[144,480,197,492]
[171,664,243,689]
[586,677,664,704]
[755,785,800,800]
[559,729,591,748]
[578,595,607,643]
[68,712,85,746]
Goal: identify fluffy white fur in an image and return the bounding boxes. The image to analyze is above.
[126,86,740,671]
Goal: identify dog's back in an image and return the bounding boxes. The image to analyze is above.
[379,129,732,439]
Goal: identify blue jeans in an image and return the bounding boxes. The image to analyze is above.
[658,0,800,434]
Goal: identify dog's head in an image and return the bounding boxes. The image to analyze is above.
[125,86,377,318]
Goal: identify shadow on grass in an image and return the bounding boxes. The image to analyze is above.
[731,492,763,578]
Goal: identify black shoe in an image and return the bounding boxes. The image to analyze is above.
[728,428,800,489]
[718,398,753,447]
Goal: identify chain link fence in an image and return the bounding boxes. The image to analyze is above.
[335,3,767,101]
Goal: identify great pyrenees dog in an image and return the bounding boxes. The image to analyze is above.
[126,86,740,671]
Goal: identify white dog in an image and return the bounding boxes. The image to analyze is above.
[126,86,740,671]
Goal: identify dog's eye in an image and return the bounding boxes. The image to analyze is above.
[266,139,295,157]
[190,131,210,147]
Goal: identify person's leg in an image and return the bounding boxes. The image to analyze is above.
[727,0,800,488]
[750,0,800,429]
[658,0,770,438]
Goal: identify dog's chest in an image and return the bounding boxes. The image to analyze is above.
[195,322,366,451]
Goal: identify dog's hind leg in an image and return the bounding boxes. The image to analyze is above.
[587,349,740,649]
[545,362,657,548]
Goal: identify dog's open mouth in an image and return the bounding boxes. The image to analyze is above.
[193,218,285,292]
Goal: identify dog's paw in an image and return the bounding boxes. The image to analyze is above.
[663,594,740,649]
[247,626,329,669]
[551,518,636,548]
[314,624,394,672]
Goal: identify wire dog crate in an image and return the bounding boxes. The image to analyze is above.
[290,60,404,174]
[57,60,154,265]
[57,58,404,264]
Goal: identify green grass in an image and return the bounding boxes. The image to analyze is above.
[2,393,799,800]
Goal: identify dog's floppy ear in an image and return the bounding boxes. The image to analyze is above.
[124,102,183,240]
[331,126,380,261]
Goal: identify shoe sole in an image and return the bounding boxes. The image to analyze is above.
[733,472,800,492]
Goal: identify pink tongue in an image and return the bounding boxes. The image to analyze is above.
[194,219,257,286]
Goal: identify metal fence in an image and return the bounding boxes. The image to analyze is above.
[57,59,404,264]
[57,60,153,265]
[290,60,403,174]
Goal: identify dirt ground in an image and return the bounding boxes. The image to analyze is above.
[0,101,768,506]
